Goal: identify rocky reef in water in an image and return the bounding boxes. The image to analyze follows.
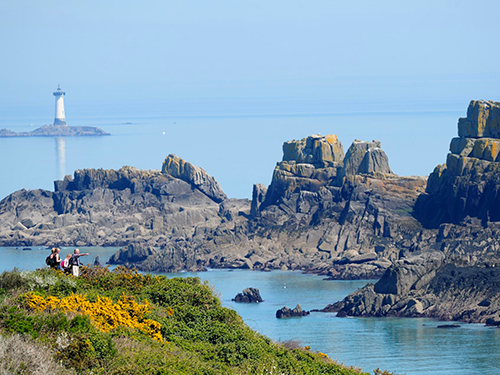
[326,100,500,325]
[0,124,109,137]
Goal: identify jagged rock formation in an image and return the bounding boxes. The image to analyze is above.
[0,134,426,277]
[326,100,500,324]
[232,288,264,303]
[0,124,109,137]
[276,304,310,318]
[0,156,232,255]
[248,134,425,279]
[415,100,500,227]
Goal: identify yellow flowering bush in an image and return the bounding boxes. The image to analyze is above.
[25,292,162,342]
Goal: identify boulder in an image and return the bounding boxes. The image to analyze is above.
[109,243,158,264]
[232,287,264,303]
[343,140,393,176]
[374,252,445,295]
[162,154,227,203]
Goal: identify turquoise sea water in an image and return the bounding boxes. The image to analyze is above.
[1,247,499,375]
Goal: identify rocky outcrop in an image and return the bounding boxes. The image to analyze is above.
[162,154,227,203]
[415,100,500,227]
[276,304,310,318]
[0,124,109,137]
[324,100,500,324]
[232,288,264,303]
[323,255,500,324]
[261,134,345,208]
[0,133,427,278]
[248,134,426,279]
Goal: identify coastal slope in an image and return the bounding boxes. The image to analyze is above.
[0,266,368,374]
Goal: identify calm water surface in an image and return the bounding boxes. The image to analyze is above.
[0,109,459,200]
[1,247,499,375]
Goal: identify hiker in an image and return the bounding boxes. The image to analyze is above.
[46,247,61,269]
[70,248,89,277]
[61,254,72,273]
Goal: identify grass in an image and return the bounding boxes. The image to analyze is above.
[0,266,375,375]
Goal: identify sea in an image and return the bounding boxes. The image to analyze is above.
[0,246,499,375]
[1,102,499,374]
[0,100,461,200]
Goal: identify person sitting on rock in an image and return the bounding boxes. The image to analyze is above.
[69,248,89,277]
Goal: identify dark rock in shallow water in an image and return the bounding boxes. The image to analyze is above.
[276,304,310,319]
[437,324,461,329]
[232,287,263,303]
[485,318,500,327]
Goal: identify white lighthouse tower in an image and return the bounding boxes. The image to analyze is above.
[53,85,67,126]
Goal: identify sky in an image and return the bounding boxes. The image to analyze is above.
[1,1,499,111]
[1,1,500,198]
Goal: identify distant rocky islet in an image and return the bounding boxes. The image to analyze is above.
[0,124,109,137]
[1,100,500,325]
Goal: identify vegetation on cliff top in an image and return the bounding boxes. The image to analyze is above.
[0,266,373,375]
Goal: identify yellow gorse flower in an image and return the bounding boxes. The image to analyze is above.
[25,292,163,342]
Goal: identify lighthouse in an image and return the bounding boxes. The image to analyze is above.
[53,85,67,126]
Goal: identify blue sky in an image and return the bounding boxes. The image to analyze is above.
[1,1,500,198]
[1,0,499,112]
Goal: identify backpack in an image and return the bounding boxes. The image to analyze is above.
[46,255,55,266]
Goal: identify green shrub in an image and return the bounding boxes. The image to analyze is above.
[0,268,371,375]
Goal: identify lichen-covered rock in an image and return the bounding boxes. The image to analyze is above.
[458,100,500,138]
[262,134,345,208]
[282,134,344,167]
[162,154,227,203]
[415,100,500,227]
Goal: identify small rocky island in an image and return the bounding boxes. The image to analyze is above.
[276,304,310,318]
[0,124,109,137]
[232,288,264,303]
[0,86,109,137]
